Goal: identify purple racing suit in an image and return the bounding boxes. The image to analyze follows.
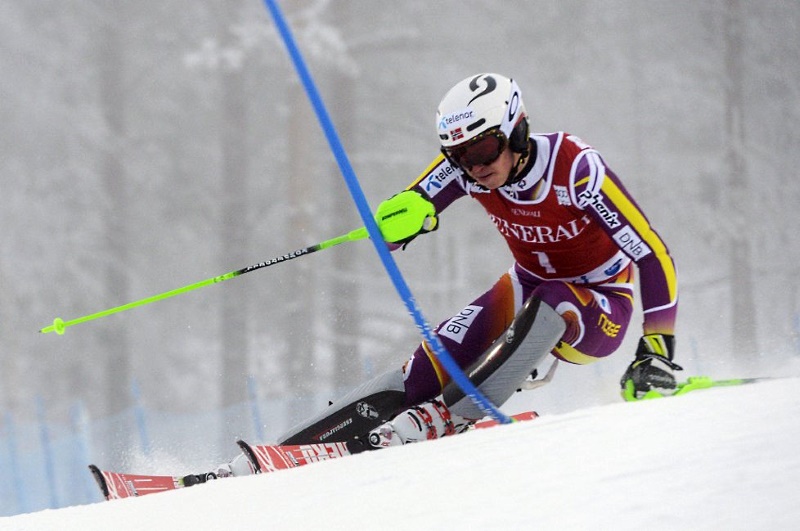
[397,132,678,404]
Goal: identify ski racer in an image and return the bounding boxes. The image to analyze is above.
[201,72,680,480]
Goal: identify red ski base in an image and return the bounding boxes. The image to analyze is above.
[89,410,538,500]
[89,464,181,500]
[474,410,538,428]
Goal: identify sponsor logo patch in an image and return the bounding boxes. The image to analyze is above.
[577,190,621,229]
[613,225,652,259]
[489,214,589,243]
[603,258,623,277]
[598,313,621,338]
[317,417,353,442]
[438,305,483,344]
[554,185,572,206]
[438,109,474,130]
[356,401,379,420]
[592,291,612,313]
[421,163,459,197]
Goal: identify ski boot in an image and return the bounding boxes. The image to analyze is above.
[366,398,472,448]
[181,454,256,487]
[181,471,219,487]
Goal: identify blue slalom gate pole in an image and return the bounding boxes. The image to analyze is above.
[261,0,510,424]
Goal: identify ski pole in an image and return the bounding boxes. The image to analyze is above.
[40,227,368,335]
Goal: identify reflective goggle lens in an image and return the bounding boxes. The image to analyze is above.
[445,133,506,168]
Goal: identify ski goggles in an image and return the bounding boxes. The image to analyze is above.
[442,128,508,169]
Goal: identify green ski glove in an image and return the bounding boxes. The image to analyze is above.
[375,190,438,247]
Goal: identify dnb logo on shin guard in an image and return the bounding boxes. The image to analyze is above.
[438,305,483,344]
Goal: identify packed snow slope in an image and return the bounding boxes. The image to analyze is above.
[4,378,798,530]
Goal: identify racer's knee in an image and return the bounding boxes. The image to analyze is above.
[532,280,632,363]
[531,280,583,344]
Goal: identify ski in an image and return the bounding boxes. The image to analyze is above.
[622,375,777,402]
[89,410,539,500]
[237,440,355,474]
[88,464,226,501]
[239,410,540,473]
[474,410,538,428]
[89,464,185,500]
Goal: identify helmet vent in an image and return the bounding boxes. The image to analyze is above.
[466,118,485,132]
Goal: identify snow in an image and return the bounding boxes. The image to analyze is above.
[3,378,799,530]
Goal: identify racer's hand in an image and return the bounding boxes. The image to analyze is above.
[620,334,683,399]
[375,190,438,247]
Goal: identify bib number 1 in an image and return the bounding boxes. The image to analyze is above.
[532,251,556,274]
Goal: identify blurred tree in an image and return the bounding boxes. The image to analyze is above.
[724,0,757,362]
[218,0,250,407]
[281,80,316,401]
[328,3,362,392]
[96,3,132,416]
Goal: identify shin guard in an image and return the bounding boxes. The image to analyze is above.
[443,296,566,420]
[277,369,407,445]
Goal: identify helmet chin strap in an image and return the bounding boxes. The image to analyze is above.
[504,139,536,186]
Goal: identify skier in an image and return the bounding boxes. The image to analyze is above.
[196,73,680,481]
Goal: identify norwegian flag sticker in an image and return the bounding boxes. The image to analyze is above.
[451,127,464,141]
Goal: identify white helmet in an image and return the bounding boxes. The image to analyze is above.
[436,73,530,158]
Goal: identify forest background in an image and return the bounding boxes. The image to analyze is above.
[2,1,799,435]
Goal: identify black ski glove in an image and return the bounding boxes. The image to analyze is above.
[620,334,683,399]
